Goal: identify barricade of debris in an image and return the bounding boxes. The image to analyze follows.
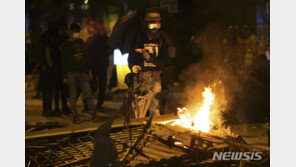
[26,119,269,166]
[26,93,269,166]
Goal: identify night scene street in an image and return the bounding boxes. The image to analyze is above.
[23,0,272,166]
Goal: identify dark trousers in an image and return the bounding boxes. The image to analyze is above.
[68,72,96,118]
[55,71,69,108]
[82,69,107,109]
[36,69,44,96]
[92,69,107,108]
[42,67,56,112]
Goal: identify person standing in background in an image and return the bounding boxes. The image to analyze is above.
[237,25,259,71]
[77,19,102,113]
[84,22,109,112]
[60,23,99,124]
[80,19,98,42]
[55,23,71,115]
[41,21,62,117]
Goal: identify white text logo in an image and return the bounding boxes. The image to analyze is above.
[212,152,263,160]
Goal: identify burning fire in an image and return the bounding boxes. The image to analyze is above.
[172,87,215,133]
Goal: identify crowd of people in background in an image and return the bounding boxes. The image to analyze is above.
[26,19,109,123]
[25,21,270,124]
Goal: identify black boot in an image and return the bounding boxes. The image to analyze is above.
[53,108,62,116]
[62,106,71,115]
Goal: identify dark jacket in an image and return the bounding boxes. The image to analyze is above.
[60,37,89,79]
[84,34,109,73]
[41,31,61,68]
[128,33,170,73]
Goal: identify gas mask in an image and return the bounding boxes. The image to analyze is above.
[147,20,161,33]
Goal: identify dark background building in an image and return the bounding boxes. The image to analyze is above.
[26,0,270,78]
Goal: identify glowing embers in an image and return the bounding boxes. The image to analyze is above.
[172,87,215,133]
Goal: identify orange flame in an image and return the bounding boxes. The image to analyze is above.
[172,87,215,133]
